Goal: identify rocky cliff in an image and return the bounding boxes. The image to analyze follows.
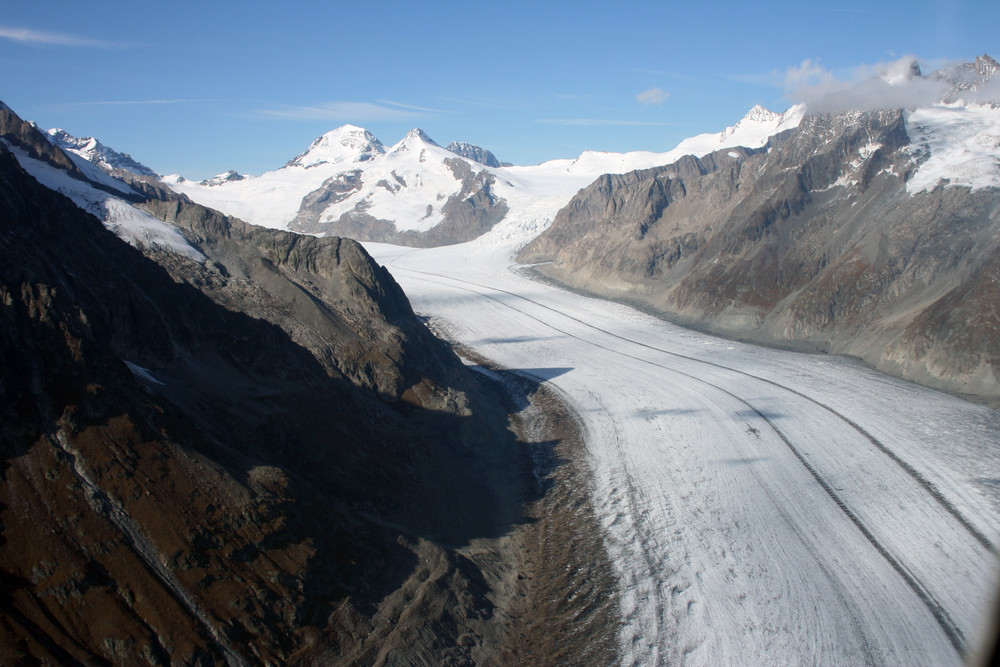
[446,141,509,168]
[520,106,1000,404]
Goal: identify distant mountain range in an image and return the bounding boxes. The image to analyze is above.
[154,105,806,246]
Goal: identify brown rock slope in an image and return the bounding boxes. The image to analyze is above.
[520,108,1000,404]
[0,107,616,663]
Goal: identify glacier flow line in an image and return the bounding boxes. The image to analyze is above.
[393,266,971,660]
[416,263,997,554]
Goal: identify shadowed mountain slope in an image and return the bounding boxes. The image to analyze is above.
[0,104,547,664]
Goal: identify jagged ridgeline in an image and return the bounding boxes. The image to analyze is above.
[0,101,595,664]
[519,56,1000,404]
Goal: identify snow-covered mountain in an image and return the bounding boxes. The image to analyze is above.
[286,128,510,245]
[161,124,386,229]
[0,112,201,260]
[157,104,805,247]
[46,128,157,177]
[284,123,385,167]
[515,104,804,180]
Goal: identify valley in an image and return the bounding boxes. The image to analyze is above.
[3,50,1000,665]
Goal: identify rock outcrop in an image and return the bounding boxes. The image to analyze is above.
[446,141,509,168]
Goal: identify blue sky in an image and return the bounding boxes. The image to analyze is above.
[3,1,997,179]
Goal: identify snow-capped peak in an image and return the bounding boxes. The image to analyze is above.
[744,104,780,123]
[390,128,440,153]
[200,170,246,187]
[719,104,801,143]
[46,128,157,177]
[285,124,385,168]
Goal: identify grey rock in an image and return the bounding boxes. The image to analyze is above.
[200,169,245,186]
[446,141,505,168]
[0,100,544,664]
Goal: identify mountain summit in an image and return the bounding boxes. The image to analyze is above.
[285,124,385,168]
[390,128,440,153]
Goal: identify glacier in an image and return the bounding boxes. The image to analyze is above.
[363,229,1000,665]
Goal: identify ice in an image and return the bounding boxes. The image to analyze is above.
[905,103,1000,193]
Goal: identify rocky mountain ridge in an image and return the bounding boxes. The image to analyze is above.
[47,128,158,178]
[519,72,1000,403]
[446,141,511,167]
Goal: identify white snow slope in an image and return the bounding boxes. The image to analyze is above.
[3,140,204,262]
[905,103,1000,193]
[362,231,1000,665]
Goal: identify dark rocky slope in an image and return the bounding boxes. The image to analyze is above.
[0,107,615,663]
[520,108,1000,404]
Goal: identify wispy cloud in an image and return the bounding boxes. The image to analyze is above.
[48,99,197,108]
[0,25,120,48]
[783,55,960,112]
[636,87,670,105]
[438,96,526,111]
[379,100,450,114]
[257,101,434,122]
[536,118,681,127]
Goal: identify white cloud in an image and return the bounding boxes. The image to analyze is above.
[784,58,833,89]
[783,55,955,112]
[256,101,430,122]
[636,87,670,105]
[0,25,117,48]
